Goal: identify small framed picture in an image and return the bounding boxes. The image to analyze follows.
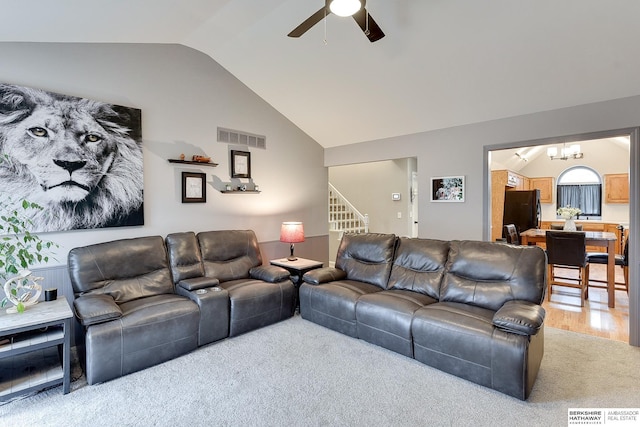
[430,176,465,202]
[231,150,251,179]
[182,172,206,203]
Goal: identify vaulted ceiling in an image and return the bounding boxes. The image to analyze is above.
[2,0,640,148]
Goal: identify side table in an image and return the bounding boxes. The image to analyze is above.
[270,257,323,314]
[0,298,73,401]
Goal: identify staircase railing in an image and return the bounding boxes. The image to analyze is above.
[328,183,369,234]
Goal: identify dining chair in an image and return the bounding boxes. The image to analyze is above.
[585,236,629,296]
[503,224,520,245]
[545,230,589,306]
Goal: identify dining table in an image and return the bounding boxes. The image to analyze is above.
[519,228,618,308]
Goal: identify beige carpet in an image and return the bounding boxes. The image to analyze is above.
[1,316,639,427]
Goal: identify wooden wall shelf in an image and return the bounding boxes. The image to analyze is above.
[220,190,260,194]
[168,159,218,167]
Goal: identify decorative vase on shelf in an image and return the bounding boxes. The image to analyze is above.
[563,218,577,231]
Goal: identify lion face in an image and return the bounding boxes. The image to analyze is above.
[0,83,143,232]
[2,100,118,203]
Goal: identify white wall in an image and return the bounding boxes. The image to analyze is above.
[0,42,328,265]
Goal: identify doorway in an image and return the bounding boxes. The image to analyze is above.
[486,131,633,343]
[328,157,418,262]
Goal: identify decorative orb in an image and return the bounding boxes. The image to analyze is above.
[3,270,43,313]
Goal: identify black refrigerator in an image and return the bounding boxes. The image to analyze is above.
[503,190,541,236]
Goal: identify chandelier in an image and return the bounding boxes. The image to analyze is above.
[547,143,583,160]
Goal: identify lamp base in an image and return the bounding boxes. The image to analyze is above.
[287,243,298,261]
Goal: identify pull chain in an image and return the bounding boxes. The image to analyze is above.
[324,9,328,44]
[365,7,369,35]
[365,0,374,36]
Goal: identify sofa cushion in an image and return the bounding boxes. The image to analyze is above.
[412,301,543,400]
[335,233,397,289]
[166,232,205,283]
[356,290,437,357]
[68,236,174,303]
[198,230,262,282]
[299,280,382,338]
[388,238,449,299]
[412,302,496,374]
[218,278,294,336]
[85,294,199,385]
[439,241,546,311]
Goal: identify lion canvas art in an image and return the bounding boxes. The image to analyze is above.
[0,83,143,232]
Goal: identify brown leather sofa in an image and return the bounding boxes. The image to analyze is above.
[300,233,547,400]
[68,230,294,385]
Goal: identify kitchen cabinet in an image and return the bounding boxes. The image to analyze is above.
[502,170,526,189]
[529,177,554,204]
[604,173,629,203]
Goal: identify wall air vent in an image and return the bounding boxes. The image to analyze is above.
[217,127,266,150]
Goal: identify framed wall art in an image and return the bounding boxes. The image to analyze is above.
[430,176,465,202]
[182,172,206,203]
[0,82,143,232]
[231,150,251,179]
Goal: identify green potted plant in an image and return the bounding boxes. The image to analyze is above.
[0,199,58,313]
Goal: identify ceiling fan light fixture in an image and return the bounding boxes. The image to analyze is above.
[329,0,362,17]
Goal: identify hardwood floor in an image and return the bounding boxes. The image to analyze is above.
[543,264,629,342]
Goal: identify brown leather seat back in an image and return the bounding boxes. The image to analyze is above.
[197,230,262,282]
[545,231,587,268]
[335,232,397,289]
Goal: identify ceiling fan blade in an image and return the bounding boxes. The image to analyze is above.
[352,8,385,42]
[288,7,328,38]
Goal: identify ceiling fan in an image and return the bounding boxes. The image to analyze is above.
[288,0,385,43]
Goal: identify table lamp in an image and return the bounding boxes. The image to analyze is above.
[280,222,304,261]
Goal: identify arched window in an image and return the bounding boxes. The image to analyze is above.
[556,166,602,219]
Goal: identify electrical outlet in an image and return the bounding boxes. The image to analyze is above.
[397,212,402,219]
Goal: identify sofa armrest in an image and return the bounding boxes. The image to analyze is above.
[177,277,220,291]
[302,267,347,285]
[250,265,290,283]
[493,300,546,336]
[73,294,123,327]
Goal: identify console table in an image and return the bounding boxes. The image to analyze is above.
[270,257,323,313]
[0,298,73,401]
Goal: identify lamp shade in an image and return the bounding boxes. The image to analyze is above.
[329,0,362,17]
[280,222,305,243]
